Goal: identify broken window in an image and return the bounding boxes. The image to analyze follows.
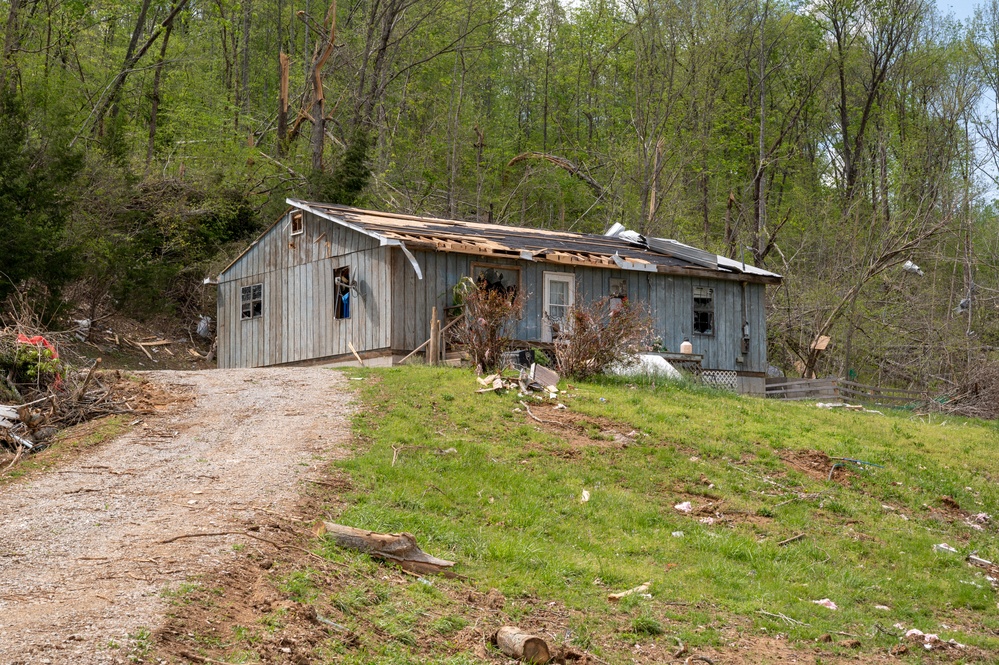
[471,263,520,299]
[334,267,351,319]
[609,278,628,312]
[693,286,714,335]
[241,284,263,320]
[291,212,304,236]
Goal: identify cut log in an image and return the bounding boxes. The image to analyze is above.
[321,522,455,575]
[492,626,551,664]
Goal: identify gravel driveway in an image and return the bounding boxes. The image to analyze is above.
[0,368,354,665]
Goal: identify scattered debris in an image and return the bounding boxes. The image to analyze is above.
[933,543,959,555]
[777,534,806,547]
[491,626,551,664]
[674,501,693,513]
[965,512,991,531]
[606,353,681,380]
[815,402,883,415]
[811,598,838,610]
[580,489,590,503]
[608,581,651,602]
[904,628,965,651]
[318,522,455,575]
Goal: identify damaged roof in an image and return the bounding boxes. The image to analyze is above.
[282,200,781,284]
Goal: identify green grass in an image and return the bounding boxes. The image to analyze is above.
[328,365,999,661]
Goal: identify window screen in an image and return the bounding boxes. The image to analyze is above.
[334,267,351,319]
[693,286,714,335]
[241,284,263,320]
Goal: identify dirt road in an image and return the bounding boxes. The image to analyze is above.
[0,368,354,665]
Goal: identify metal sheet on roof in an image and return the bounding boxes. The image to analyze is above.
[284,200,781,282]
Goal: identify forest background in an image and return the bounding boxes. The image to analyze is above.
[1,0,997,387]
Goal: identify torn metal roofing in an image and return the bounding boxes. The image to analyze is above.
[286,200,782,284]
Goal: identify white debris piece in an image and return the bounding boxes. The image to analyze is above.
[674,501,693,513]
[607,354,682,380]
[811,598,838,610]
[903,260,925,276]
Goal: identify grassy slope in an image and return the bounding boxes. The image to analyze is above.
[327,366,999,663]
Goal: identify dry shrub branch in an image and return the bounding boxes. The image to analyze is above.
[450,280,525,372]
[928,361,999,420]
[554,298,655,380]
[1,292,149,466]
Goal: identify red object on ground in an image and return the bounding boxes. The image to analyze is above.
[15,335,59,359]
[15,334,63,389]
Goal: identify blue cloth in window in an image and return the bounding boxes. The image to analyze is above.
[341,291,350,319]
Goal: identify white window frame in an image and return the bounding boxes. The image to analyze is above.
[241,283,263,320]
[542,271,575,342]
[290,212,304,236]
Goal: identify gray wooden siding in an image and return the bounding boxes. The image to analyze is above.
[218,211,391,368]
[389,249,769,373]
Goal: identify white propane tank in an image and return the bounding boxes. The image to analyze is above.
[680,338,693,354]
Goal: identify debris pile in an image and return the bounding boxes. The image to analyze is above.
[928,362,999,420]
[1,330,148,468]
[475,363,561,398]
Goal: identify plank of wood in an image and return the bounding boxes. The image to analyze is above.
[347,341,364,367]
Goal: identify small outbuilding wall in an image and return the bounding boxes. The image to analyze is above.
[218,210,393,368]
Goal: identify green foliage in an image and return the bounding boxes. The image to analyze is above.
[0,88,82,310]
[6,345,62,384]
[309,131,372,206]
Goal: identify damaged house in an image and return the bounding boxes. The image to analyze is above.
[216,201,781,394]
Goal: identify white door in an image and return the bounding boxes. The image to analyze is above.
[543,272,575,342]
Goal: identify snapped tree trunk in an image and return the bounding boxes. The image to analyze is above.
[277,52,290,155]
[320,522,455,575]
[308,0,336,173]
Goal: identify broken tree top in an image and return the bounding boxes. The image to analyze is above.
[264,201,781,283]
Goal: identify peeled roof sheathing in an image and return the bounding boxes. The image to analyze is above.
[285,200,781,283]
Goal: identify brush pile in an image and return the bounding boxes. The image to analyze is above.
[1,328,144,464]
[928,362,999,420]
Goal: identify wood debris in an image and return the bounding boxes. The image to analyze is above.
[2,331,158,470]
[608,581,651,601]
[492,626,551,664]
[319,522,456,575]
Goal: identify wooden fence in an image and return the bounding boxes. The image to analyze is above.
[765,378,925,405]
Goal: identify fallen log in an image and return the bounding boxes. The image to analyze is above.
[492,626,551,664]
[320,522,455,575]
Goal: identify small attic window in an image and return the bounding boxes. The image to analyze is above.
[291,212,304,236]
[693,286,714,335]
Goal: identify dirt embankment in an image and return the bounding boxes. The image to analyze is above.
[0,368,354,665]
